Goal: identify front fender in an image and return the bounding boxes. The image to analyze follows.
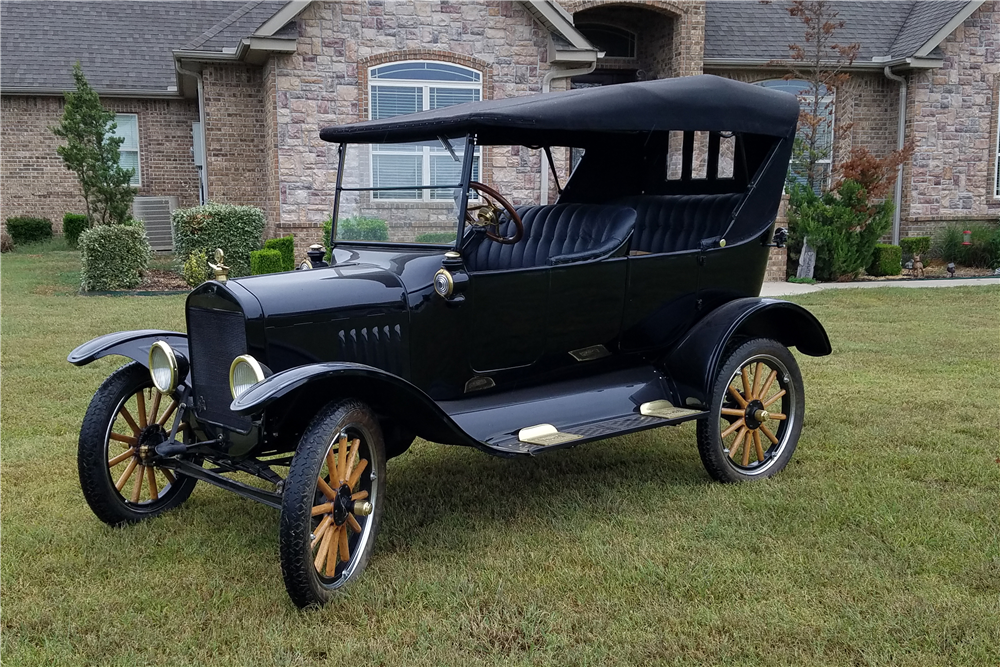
[663,298,831,407]
[68,330,188,368]
[231,362,482,449]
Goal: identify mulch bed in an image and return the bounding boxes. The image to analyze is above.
[137,269,190,291]
[855,260,996,282]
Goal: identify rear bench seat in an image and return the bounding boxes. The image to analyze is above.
[613,193,743,255]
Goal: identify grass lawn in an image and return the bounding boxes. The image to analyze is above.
[2,247,998,666]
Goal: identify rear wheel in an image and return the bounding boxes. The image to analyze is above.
[78,363,198,525]
[696,338,804,483]
[279,399,385,608]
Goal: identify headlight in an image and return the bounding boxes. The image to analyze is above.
[433,269,454,298]
[229,355,266,399]
[149,341,179,394]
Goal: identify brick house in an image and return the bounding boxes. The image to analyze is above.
[2,0,997,254]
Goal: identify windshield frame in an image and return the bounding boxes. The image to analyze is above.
[329,134,477,250]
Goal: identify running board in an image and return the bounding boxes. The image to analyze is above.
[437,366,707,455]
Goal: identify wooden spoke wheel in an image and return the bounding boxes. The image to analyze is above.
[697,338,804,483]
[78,363,197,526]
[279,400,385,608]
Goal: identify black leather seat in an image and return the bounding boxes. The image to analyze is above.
[464,204,636,272]
[614,194,742,254]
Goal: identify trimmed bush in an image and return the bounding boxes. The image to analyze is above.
[6,217,53,245]
[867,243,902,276]
[414,231,456,244]
[172,203,266,278]
[78,220,151,291]
[251,248,284,275]
[322,215,390,260]
[899,236,930,261]
[264,235,295,271]
[182,249,209,287]
[63,213,89,248]
[932,222,1000,268]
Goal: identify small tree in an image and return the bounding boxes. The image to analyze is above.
[53,63,136,226]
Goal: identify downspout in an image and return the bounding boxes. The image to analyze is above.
[539,62,596,204]
[176,60,209,201]
[883,65,906,245]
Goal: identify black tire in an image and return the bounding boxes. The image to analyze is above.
[696,338,804,483]
[279,399,385,608]
[78,362,197,526]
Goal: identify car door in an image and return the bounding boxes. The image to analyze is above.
[546,256,628,358]
[467,266,549,373]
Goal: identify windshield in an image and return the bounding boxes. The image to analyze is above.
[332,136,479,246]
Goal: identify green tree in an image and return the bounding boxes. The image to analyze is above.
[52,63,136,226]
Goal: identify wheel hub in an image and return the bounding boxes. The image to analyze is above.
[137,424,167,465]
[744,399,766,430]
[332,484,352,526]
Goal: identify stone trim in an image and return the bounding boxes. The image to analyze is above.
[357,50,494,121]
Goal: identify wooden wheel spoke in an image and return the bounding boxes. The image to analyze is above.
[729,426,748,461]
[326,528,341,577]
[115,458,139,490]
[347,459,368,489]
[148,391,162,427]
[740,366,752,399]
[720,408,745,417]
[762,389,786,408]
[109,432,137,446]
[130,465,145,503]
[157,400,178,427]
[336,434,349,483]
[136,391,148,429]
[325,444,339,490]
[753,430,766,463]
[347,514,362,533]
[311,502,334,516]
[344,438,361,482]
[311,515,334,549]
[315,522,335,572]
[759,423,779,445]
[721,419,745,439]
[317,476,338,502]
[162,468,176,485]
[350,490,368,501]
[146,465,159,501]
[742,434,752,466]
[108,448,135,467]
[751,362,764,399]
[759,370,778,402]
[727,385,748,408]
[338,525,350,564]
[119,407,141,435]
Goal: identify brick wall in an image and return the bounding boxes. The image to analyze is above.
[901,1,999,236]
[202,64,269,214]
[1,95,199,231]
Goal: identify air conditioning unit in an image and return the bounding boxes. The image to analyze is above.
[132,196,178,251]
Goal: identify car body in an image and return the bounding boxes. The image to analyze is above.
[70,75,831,607]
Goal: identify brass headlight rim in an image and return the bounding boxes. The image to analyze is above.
[433,268,454,298]
[148,341,179,394]
[229,354,266,400]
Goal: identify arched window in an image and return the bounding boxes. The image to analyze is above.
[759,79,835,191]
[369,61,482,200]
[576,24,637,59]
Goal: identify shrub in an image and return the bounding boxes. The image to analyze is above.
[182,249,209,287]
[1,230,14,253]
[251,248,284,275]
[172,203,266,278]
[414,231,456,244]
[899,236,930,261]
[322,216,389,259]
[63,213,89,248]
[867,244,902,276]
[78,220,151,291]
[786,179,893,281]
[931,222,1000,268]
[6,217,53,245]
[264,235,295,271]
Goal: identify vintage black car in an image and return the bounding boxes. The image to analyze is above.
[70,75,831,608]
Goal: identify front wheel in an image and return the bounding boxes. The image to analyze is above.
[696,338,805,483]
[279,400,385,608]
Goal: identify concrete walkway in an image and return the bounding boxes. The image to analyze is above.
[760,276,1000,297]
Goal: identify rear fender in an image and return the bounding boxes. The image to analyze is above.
[231,362,483,451]
[663,298,831,407]
[68,330,189,370]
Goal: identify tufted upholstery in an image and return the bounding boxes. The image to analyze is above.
[464,204,636,272]
[614,194,743,254]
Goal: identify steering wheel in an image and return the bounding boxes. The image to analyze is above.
[464,181,524,245]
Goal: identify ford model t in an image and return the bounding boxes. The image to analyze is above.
[70,75,831,608]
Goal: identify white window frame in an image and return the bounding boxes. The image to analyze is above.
[758,79,835,191]
[368,61,482,201]
[113,113,141,187]
[994,96,1000,198]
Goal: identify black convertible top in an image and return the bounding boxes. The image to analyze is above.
[320,75,800,146]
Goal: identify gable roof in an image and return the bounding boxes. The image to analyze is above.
[704,1,977,68]
[0,0,289,95]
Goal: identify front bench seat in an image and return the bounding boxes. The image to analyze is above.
[614,193,743,254]
[464,204,636,272]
